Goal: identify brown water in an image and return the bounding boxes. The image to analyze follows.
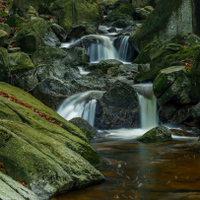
[52,131,200,200]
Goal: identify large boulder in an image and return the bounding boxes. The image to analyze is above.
[14,18,60,53]
[153,66,200,106]
[50,0,102,33]
[95,80,140,129]
[137,126,172,143]
[0,171,39,200]
[129,0,198,51]
[0,82,104,199]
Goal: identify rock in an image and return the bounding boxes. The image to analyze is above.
[161,45,200,69]
[68,23,97,38]
[8,52,35,77]
[95,80,140,129]
[5,14,25,28]
[150,43,184,68]
[0,29,8,46]
[50,0,102,33]
[27,6,39,17]
[153,66,200,106]
[0,47,10,82]
[132,0,158,8]
[135,6,154,20]
[15,18,60,53]
[18,0,56,12]
[133,40,161,64]
[0,23,10,36]
[134,67,160,83]
[31,46,74,66]
[0,171,39,200]
[99,0,130,14]
[191,102,200,126]
[129,0,198,51]
[0,82,104,199]
[87,59,123,74]
[64,46,90,65]
[8,47,21,53]
[137,126,172,142]
[159,103,193,125]
[50,23,67,42]
[103,5,135,28]
[70,117,98,141]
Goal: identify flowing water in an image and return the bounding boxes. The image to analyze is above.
[55,27,200,200]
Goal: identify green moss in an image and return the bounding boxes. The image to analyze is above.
[162,45,200,68]
[129,0,183,50]
[134,67,161,83]
[133,40,160,64]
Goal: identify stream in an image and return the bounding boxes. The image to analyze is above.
[53,25,200,200]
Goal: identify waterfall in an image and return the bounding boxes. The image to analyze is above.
[117,36,130,61]
[133,84,158,129]
[84,35,117,62]
[57,91,104,126]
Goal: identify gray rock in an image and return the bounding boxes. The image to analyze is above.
[70,117,98,141]
[95,80,140,129]
[0,172,39,200]
[137,126,172,142]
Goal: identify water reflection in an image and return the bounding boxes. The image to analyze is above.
[52,133,200,200]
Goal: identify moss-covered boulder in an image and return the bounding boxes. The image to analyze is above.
[0,171,39,200]
[15,18,60,53]
[137,126,172,143]
[150,43,185,68]
[95,80,140,129]
[0,30,8,46]
[134,67,161,83]
[8,52,35,76]
[0,23,10,36]
[103,5,135,28]
[0,82,104,199]
[98,0,130,13]
[87,59,123,74]
[153,66,200,106]
[161,45,200,69]
[135,6,154,20]
[50,0,102,33]
[5,14,25,28]
[50,23,67,42]
[132,0,157,8]
[129,0,197,51]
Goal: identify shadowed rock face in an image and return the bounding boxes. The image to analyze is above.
[129,0,199,51]
[0,82,104,200]
[95,80,140,129]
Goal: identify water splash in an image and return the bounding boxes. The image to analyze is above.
[57,91,104,126]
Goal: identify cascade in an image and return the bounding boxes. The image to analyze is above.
[116,36,134,62]
[133,83,158,129]
[57,91,104,126]
[83,35,117,62]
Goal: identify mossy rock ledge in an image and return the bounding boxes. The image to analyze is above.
[0,82,104,200]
